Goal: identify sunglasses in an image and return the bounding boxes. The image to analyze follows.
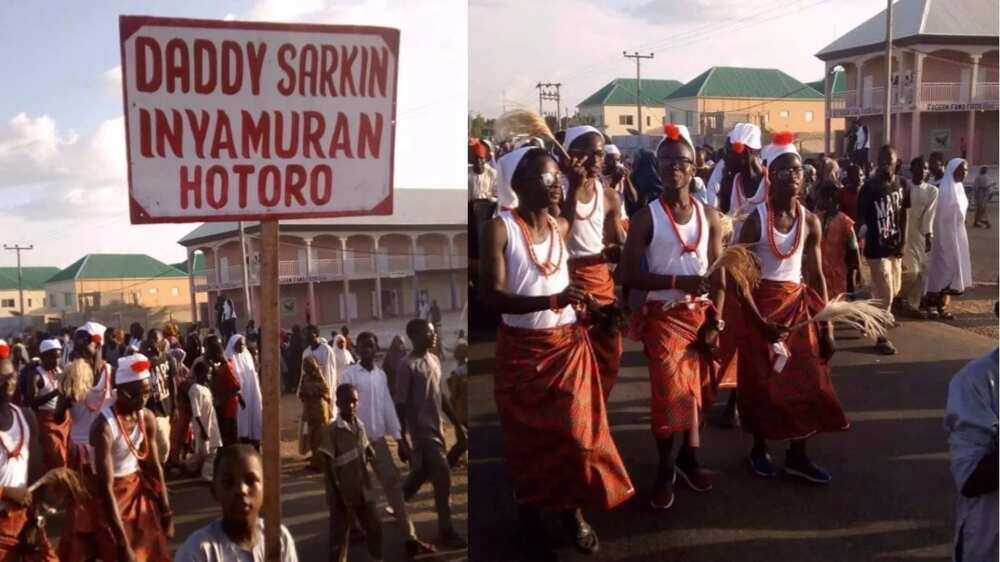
[772,166,805,179]
[657,156,694,169]
[533,172,561,187]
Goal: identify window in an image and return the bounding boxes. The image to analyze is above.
[42,297,45,306]
[779,110,789,118]
[618,115,634,126]
[171,287,180,296]
[149,287,158,295]
[804,111,814,122]
[1,299,13,308]
[646,115,651,126]
[27,298,31,307]
[64,294,72,306]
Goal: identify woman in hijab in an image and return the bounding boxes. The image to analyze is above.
[629,148,662,213]
[331,334,355,374]
[297,355,332,471]
[285,325,304,395]
[382,335,408,396]
[926,158,973,319]
[225,334,263,448]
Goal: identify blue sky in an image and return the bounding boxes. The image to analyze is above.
[0,1,467,268]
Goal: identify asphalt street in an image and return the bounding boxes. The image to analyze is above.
[469,317,996,561]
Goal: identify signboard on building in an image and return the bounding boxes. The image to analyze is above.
[929,128,952,151]
[120,16,400,224]
[923,101,999,112]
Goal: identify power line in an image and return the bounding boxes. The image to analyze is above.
[3,244,33,332]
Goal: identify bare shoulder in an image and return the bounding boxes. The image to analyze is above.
[556,215,570,237]
[485,216,507,245]
[703,204,722,224]
[604,186,621,205]
[804,208,822,232]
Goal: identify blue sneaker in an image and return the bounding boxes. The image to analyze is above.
[784,454,832,484]
[748,450,776,478]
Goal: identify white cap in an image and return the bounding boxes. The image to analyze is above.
[655,123,696,157]
[78,321,108,346]
[39,339,62,354]
[761,131,799,165]
[496,146,537,210]
[728,123,762,151]
[0,339,9,360]
[604,144,621,156]
[116,353,151,385]
[563,125,602,151]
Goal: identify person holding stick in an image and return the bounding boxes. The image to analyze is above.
[481,144,633,557]
[622,123,726,509]
[560,125,626,401]
[736,131,849,484]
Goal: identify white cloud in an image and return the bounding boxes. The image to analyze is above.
[470,0,881,117]
[103,65,122,97]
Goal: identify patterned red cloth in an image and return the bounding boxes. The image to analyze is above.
[636,301,718,438]
[211,361,241,419]
[36,410,69,470]
[0,507,58,561]
[715,284,747,390]
[60,470,170,562]
[495,323,634,511]
[569,256,622,400]
[737,280,850,440]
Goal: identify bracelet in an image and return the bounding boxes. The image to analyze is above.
[549,294,559,310]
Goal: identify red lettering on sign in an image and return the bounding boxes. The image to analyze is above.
[180,165,201,209]
[258,165,281,206]
[328,113,353,158]
[234,164,254,208]
[156,109,183,158]
[210,110,237,158]
[206,165,228,208]
[277,43,295,96]
[369,47,389,98]
[321,45,338,97]
[284,164,308,206]
[165,38,190,94]
[310,165,332,205]
[340,46,358,96]
[241,111,271,159]
[299,45,319,97]
[135,36,162,93]
[139,108,153,158]
[185,109,210,158]
[274,112,300,158]
[358,112,383,159]
[303,111,324,158]
[193,39,217,95]
[221,40,243,95]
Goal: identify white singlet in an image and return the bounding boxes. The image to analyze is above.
[70,363,115,445]
[645,197,710,303]
[100,406,144,477]
[34,366,60,411]
[500,211,577,330]
[755,202,805,283]
[0,405,30,510]
[567,180,606,258]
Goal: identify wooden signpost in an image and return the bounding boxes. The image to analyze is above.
[119,15,398,559]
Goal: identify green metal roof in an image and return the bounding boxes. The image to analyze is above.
[47,254,187,284]
[805,71,847,96]
[170,254,206,275]
[666,67,823,100]
[578,78,683,108]
[0,267,59,291]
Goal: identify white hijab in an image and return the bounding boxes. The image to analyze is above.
[224,334,256,378]
[927,158,973,293]
[332,335,355,371]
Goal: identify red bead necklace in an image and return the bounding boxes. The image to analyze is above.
[513,212,563,277]
[765,200,803,260]
[0,407,26,459]
[660,195,702,254]
[112,406,149,462]
[574,183,600,221]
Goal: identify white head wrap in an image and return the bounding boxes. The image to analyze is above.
[496,146,537,210]
[563,125,603,151]
[655,123,696,156]
[761,132,799,166]
[116,353,151,384]
[728,123,762,151]
[39,339,62,354]
[78,321,108,345]
[604,144,621,157]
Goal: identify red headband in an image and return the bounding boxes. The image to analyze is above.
[731,141,746,154]
[772,131,795,145]
[131,360,150,373]
[664,123,680,141]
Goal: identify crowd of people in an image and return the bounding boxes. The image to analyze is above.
[0,312,469,560]
[469,119,985,558]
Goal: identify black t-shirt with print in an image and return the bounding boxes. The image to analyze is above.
[858,175,907,259]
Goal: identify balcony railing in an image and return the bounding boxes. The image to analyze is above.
[416,254,451,270]
[314,259,342,277]
[974,82,999,102]
[921,82,964,103]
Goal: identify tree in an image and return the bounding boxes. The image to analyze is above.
[469,113,488,139]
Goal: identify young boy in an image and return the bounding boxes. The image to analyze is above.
[188,361,222,482]
[175,444,299,561]
[321,383,383,562]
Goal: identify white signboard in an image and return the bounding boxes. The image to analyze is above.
[120,16,399,223]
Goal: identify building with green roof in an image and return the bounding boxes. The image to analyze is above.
[44,254,203,319]
[0,267,59,317]
[662,66,841,152]
[576,78,682,136]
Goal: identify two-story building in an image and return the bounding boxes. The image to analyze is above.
[577,78,682,137]
[177,188,466,329]
[816,0,998,164]
[663,66,837,153]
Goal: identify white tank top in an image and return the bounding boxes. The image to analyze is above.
[101,406,143,477]
[70,363,115,445]
[500,211,577,329]
[755,202,805,282]
[645,197,710,303]
[0,406,30,503]
[567,180,606,257]
[34,366,60,411]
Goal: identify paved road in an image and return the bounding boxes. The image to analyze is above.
[469,316,996,561]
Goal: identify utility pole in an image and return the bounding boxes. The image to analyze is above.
[3,244,33,332]
[536,82,562,128]
[238,221,253,323]
[883,0,893,143]
[624,51,654,140]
